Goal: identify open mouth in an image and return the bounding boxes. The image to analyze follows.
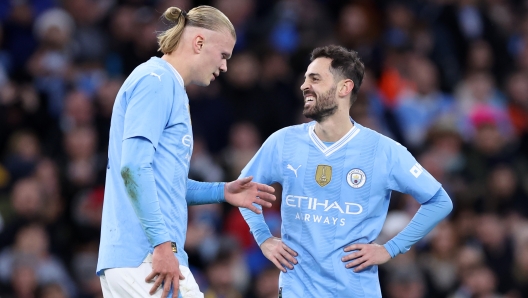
[304,93,316,103]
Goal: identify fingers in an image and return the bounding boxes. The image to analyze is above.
[341,251,361,262]
[149,273,164,295]
[247,204,262,214]
[342,244,366,271]
[280,249,298,265]
[354,261,372,273]
[282,243,298,257]
[345,255,366,269]
[171,270,185,298]
[145,271,158,283]
[171,275,181,298]
[342,244,380,272]
[161,275,172,298]
[344,243,364,252]
[262,238,297,273]
[276,254,294,270]
[270,258,287,273]
[255,197,273,208]
[239,176,253,185]
[256,192,276,203]
[256,183,275,194]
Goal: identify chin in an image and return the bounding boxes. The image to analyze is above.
[195,80,211,87]
[302,111,315,120]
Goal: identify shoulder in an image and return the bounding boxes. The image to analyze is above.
[266,122,313,142]
[379,134,407,155]
[129,59,177,90]
[356,123,403,153]
[355,122,381,139]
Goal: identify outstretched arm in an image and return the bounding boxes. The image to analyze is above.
[186,178,275,213]
[186,179,226,205]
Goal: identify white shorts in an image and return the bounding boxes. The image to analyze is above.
[100,255,203,298]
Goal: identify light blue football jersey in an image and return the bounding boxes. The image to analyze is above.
[240,121,441,297]
[97,57,193,274]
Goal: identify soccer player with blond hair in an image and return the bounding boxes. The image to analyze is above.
[97,6,275,298]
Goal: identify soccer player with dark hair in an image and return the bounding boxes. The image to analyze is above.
[240,45,453,297]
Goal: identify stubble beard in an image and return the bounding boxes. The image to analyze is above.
[303,85,338,122]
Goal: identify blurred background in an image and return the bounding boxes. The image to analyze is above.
[0,0,528,297]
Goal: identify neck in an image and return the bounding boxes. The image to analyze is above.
[314,108,353,142]
[162,51,191,86]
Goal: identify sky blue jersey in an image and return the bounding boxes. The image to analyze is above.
[240,121,441,297]
[97,57,193,274]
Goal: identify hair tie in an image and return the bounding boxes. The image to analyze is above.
[179,10,187,20]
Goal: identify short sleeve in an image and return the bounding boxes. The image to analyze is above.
[240,130,284,184]
[122,74,174,149]
[387,141,441,203]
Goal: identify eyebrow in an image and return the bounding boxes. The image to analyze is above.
[304,73,321,79]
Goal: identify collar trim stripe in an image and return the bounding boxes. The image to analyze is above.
[308,125,360,156]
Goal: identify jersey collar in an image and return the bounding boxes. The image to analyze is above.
[161,59,185,87]
[308,122,360,157]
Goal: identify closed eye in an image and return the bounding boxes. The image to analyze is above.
[304,73,321,83]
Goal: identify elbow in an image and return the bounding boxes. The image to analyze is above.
[439,192,454,219]
[445,198,454,217]
[121,166,139,202]
[438,188,454,218]
[120,165,133,181]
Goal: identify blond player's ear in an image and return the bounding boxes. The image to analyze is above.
[193,34,205,53]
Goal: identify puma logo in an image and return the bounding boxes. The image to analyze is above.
[287,164,301,177]
[150,72,163,81]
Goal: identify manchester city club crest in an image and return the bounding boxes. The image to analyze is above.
[315,165,332,187]
[347,169,366,188]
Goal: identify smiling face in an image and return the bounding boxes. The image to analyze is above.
[194,29,235,86]
[300,57,339,122]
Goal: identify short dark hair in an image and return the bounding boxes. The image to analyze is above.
[310,45,365,106]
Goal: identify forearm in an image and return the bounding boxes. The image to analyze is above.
[121,137,171,247]
[239,205,273,246]
[186,179,226,205]
[384,187,453,257]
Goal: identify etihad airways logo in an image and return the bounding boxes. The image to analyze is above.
[285,195,363,226]
[285,195,363,215]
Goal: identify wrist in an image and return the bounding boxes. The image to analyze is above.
[383,241,397,258]
[154,241,172,253]
[257,233,273,247]
[216,182,226,203]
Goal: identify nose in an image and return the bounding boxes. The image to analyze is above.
[300,79,309,91]
[220,60,227,73]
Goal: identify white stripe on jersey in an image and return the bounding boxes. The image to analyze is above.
[309,124,360,156]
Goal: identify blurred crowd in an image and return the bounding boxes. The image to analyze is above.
[1,0,528,297]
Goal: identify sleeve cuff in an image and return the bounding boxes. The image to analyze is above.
[214,182,227,203]
[150,233,172,248]
[383,241,399,258]
[255,229,273,247]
